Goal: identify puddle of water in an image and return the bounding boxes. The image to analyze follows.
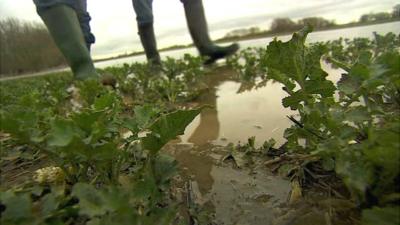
[165,62,351,224]
[181,61,345,148]
[180,67,295,148]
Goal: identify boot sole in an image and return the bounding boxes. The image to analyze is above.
[203,43,240,65]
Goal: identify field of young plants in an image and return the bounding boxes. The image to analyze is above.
[0,27,399,225]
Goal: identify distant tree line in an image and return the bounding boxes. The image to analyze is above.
[0,18,65,77]
[225,27,261,38]
[360,4,400,22]
[224,4,400,39]
[270,17,336,33]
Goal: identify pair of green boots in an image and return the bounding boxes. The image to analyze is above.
[40,2,239,81]
[138,0,239,66]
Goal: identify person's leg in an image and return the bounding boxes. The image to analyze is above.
[181,0,239,65]
[33,0,98,80]
[74,0,96,50]
[132,0,161,66]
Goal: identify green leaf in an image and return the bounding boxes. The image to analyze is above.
[131,162,159,200]
[267,69,296,91]
[47,118,79,147]
[142,107,204,154]
[282,90,307,110]
[265,26,315,85]
[134,105,160,129]
[345,106,370,123]
[263,138,276,150]
[89,121,109,144]
[153,154,178,188]
[122,117,140,134]
[304,79,335,97]
[72,111,103,134]
[362,206,400,225]
[93,93,117,110]
[72,183,108,217]
[349,63,371,82]
[92,142,119,161]
[41,192,59,217]
[335,151,373,201]
[0,192,32,221]
[0,113,20,136]
[337,74,360,95]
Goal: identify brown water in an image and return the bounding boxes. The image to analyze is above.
[180,62,343,147]
[180,66,293,148]
[164,63,349,224]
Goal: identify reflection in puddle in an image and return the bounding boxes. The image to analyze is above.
[166,64,349,224]
[180,67,294,147]
[166,67,295,224]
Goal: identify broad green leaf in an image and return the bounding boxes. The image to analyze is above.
[0,192,32,221]
[47,118,79,147]
[131,162,159,200]
[337,74,360,95]
[263,138,276,150]
[357,50,372,65]
[0,113,20,136]
[72,111,103,134]
[142,107,204,153]
[92,142,119,161]
[153,154,178,187]
[72,183,108,217]
[89,121,109,144]
[348,63,371,82]
[304,79,335,97]
[345,106,370,123]
[93,93,117,110]
[282,90,307,110]
[123,117,140,134]
[41,192,59,217]
[265,26,313,83]
[134,105,160,128]
[267,68,296,91]
[335,151,373,201]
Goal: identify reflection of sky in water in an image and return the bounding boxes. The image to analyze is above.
[179,60,346,148]
[179,75,294,147]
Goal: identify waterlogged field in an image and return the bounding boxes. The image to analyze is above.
[0,27,399,225]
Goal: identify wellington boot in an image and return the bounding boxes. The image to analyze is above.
[138,23,162,68]
[39,5,98,80]
[182,0,239,65]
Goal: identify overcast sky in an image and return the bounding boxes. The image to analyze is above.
[0,0,398,58]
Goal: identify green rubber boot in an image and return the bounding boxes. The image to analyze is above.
[38,4,98,80]
[182,0,239,65]
[138,23,162,67]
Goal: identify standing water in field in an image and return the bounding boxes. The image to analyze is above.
[165,67,293,224]
[95,21,400,68]
[163,60,348,224]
